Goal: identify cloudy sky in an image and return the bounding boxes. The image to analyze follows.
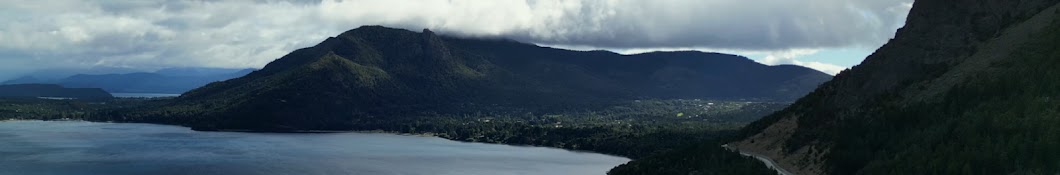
[0,0,912,80]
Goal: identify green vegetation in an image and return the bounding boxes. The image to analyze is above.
[613,2,1060,175]
[723,2,1060,174]
[608,142,777,175]
[818,18,1060,174]
[346,100,785,159]
[0,98,148,120]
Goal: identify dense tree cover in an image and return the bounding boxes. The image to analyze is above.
[611,2,1060,175]
[0,98,148,120]
[729,2,1060,174]
[607,141,776,175]
[342,100,787,159]
[818,19,1060,174]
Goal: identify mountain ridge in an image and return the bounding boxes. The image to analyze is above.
[127,25,831,130]
[2,68,255,94]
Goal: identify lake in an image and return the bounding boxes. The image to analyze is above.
[111,93,181,98]
[0,121,629,175]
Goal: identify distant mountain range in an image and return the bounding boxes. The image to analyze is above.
[0,84,111,100]
[7,66,146,81]
[2,67,255,94]
[122,26,832,130]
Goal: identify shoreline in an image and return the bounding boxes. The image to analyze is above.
[2,118,81,122]
[192,125,629,158]
[2,119,629,159]
[2,119,440,138]
[198,128,441,137]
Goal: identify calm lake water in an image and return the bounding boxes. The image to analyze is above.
[110,93,181,98]
[0,121,629,175]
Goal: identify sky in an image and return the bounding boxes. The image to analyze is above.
[0,0,913,80]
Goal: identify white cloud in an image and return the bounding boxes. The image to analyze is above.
[0,0,912,78]
[544,45,849,75]
[799,61,847,75]
[758,49,846,75]
[759,49,820,65]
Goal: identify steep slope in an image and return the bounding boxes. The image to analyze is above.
[729,0,1060,174]
[136,26,829,130]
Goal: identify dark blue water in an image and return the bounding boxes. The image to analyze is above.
[110,93,181,98]
[0,121,628,175]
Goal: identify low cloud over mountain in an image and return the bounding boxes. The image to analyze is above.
[0,0,911,78]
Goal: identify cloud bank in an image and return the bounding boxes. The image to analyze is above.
[0,0,912,78]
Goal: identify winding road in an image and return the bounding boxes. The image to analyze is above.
[722,144,795,175]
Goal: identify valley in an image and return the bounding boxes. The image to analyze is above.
[0,25,827,174]
[7,0,1059,174]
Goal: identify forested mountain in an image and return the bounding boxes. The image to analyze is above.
[0,84,111,100]
[119,26,829,130]
[702,0,1060,174]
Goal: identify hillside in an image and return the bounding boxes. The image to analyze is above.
[719,0,1060,174]
[118,26,830,131]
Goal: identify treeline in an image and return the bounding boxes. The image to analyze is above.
[819,22,1060,174]
[607,141,777,175]
[0,98,147,120]
[730,20,1060,174]
[334,100,787,159]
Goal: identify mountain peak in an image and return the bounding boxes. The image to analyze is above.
[339,25,416,37]
[162,25,830,130]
